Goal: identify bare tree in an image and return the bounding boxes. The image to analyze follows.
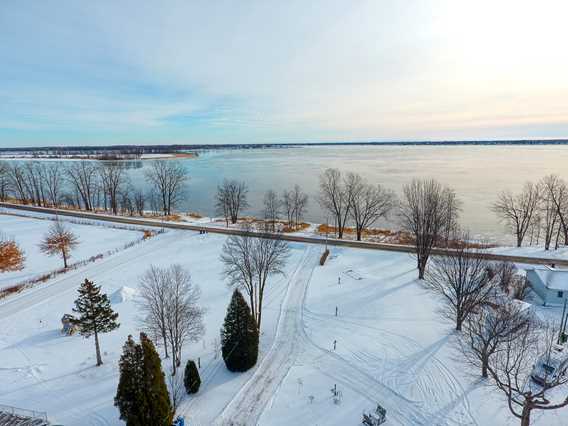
[99,162,128,215]
[346,172,396,241]
[493,183,539,248]
[138,266,171,359]
[263,189,281,231]
[66,162,99,211]
[0,161,10,201]
[318,169,352,239]
[215,179,249,226]
[487,324,568,426]
[291,184,309,228]
[459,302,530,378]
[144,161,188,216]
[133,190,146,216]
[164,265,205,375]
[39,220,79,268]
[399,178,460,279]
[44,163,64,207]
[23,162,46,206]
[541,175,568,246]
[220,226,290,330]
[6,163,30,203]
[425,232,495,330]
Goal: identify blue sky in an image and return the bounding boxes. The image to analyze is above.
[2,0,568,147]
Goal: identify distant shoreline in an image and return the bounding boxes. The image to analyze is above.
[0,152,197,161]
[2,138,568,154]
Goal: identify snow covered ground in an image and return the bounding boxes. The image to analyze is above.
[0,213,144,291]
[0,213,567,426]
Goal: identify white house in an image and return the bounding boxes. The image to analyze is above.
[526,266,568,306]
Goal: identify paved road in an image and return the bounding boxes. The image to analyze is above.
[2,202,567,267]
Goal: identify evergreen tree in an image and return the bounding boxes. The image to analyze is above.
[72,278,119,366]
[184,359,201,394]
[221,289,259,372]
[115,335,146,426]
[140,333,173,426]
[114,334,173,426]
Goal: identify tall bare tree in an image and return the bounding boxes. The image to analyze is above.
[541,175,568,246]
[346,172,396,241]
[220,226,290,330]
[138,265,205,375]
[6,162,30,203]
[0,161,10,201]
[425,234,495,330]
[536,178,558,250]
[144,161,188,216]
[318,168,352,239]
[44,162,64,207]
[99,162,128,215]
[493,182,539,247]
[164,265,205,375]
[263,189,281,231]
[291,184,309,228]
[215,179,249,226]
[399,178,460,279]
[138,265,171,359]
[459,302,530,378]
[66,161,99,211]
[487,324,568,426]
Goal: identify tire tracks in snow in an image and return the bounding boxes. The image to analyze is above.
[215,246,317,425]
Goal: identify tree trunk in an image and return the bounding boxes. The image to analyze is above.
[62,249,68,268]
[356,227,362,241]
[520,404,531,426]
[481,359,488,378]
[94,330,103,366]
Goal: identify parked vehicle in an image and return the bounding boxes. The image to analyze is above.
[531,344,568,386]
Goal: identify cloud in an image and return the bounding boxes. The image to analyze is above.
[1,0,568,146]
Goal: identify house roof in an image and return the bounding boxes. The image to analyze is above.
[531,267,568,291]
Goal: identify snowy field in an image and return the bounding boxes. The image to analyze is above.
[0,213,144,290]
[0,213,567,425]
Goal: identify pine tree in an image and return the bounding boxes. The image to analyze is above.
[115,335,146,426]
[184,359,201,394]
[72,278,120,366]
[221,289,259,372]
[140,333,173,426]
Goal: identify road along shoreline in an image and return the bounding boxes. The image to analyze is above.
[2,202,567,267]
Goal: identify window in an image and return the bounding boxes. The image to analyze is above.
[558,291,564,298]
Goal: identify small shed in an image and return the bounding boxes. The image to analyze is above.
[61,314,79,336]
[526,266,568,306]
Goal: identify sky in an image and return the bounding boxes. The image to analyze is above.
[2,0,568,148]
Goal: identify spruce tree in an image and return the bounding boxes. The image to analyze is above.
[72,278,119,366]
[115,334,172,426]
[115,335,146,426]
[184,359,201,394]
[221,289,259,372]
[140,333,173,426]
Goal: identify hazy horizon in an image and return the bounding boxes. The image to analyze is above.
[2,1,568,147]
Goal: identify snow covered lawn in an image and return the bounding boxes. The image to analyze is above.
[259,247,568,426]
[0,222,305,425]
[0,213,144,291]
